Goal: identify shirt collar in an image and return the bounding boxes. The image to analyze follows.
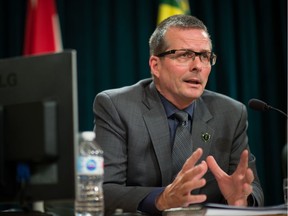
[158,92,195,119]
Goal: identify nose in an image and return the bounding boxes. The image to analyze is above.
[188,55,202,72]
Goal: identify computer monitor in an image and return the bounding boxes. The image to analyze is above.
[0,50,78,209]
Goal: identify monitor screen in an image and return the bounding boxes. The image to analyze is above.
[0,50,78,207]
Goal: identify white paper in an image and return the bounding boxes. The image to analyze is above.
[205,203,287,216]
[164,203,288,216]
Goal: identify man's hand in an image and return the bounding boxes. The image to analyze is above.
[206,149,254,206]
[156,148,208,210]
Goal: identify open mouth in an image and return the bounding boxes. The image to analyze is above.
[184,79,201,85]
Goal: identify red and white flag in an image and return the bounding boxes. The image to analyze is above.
[23,0,63,55]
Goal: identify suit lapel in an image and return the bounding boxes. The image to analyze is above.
[192,98,214,162]
[142,82,173,185]
[191,97,215,194]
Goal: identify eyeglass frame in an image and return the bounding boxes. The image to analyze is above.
[155,49,217,66]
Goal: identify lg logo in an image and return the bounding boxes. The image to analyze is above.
[0,73,17,87]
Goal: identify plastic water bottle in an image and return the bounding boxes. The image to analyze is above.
[75,131,104,216]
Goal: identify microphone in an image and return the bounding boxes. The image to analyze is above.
[248,98,288,118]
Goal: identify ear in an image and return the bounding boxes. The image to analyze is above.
[149,56,161,78]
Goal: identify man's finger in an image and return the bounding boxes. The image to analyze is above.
[206,155,227,180]
[182,148,203,172]
[235,149,249,176]
[245,168,254,184]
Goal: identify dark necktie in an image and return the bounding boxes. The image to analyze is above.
[172,111,192,177]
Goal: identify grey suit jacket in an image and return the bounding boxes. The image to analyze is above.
[93,78,264,215]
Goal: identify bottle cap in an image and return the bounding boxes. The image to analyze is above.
[79,131,96,141]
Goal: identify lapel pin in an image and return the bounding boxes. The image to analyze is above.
[201,132,211,142]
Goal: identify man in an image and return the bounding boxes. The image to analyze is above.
[93,15,264,215]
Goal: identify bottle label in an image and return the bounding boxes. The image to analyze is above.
[77,156,104,175]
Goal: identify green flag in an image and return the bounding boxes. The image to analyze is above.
[157,0,190,24]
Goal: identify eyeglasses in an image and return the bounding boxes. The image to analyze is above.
[156,49,217,66]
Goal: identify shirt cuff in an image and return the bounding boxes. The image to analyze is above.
[137,188,164,215]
